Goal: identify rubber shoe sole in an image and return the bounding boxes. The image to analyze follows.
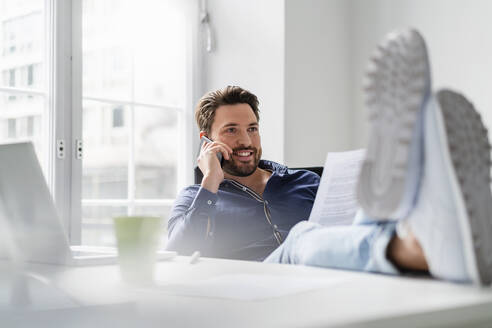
[437,90,492,285]
[357,29,431,220]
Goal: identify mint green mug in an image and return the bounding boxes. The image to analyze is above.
[113,216,163,284]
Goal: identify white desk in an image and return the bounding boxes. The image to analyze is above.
[2,256,492,328]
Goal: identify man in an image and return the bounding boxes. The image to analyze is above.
[167,83,428,270]
[168,29,492,285]
[166,86,319,260]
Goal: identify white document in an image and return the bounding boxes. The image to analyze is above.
[152,274,345,301]
[308,149,366,226]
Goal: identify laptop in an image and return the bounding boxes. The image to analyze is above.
[0,141,176,266]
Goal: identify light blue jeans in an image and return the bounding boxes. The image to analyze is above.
[264,210,400,275]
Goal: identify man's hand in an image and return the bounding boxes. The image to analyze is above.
[198,139,232,193]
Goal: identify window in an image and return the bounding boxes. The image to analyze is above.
[7,118,16,138]
[79,0,196,246]
[27,116,34,136]
[0,0,48,173]
[8,68,16,101]
[27,64,33,86]
[112,106,124,128]
[8,68,15,86]
[0,0,196,247]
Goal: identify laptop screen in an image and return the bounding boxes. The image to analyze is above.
[0,142,71,265]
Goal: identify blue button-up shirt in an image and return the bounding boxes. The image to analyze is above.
[166,160,319,261]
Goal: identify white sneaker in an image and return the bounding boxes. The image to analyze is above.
[357,29,431,220]
[407,89,492,285]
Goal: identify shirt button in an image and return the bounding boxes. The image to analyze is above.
[207,200,212,205]
[273,225,278,229]
[242,187,247,191]
[208,231,213,237]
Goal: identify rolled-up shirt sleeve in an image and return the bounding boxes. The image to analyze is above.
[166,186,218,255]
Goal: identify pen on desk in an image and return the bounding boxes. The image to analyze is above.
[190,251,201,264]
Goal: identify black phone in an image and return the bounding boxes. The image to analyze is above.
[201,136,224,167]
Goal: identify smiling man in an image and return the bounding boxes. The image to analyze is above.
[166,86,319,260]
[166,28,492,286]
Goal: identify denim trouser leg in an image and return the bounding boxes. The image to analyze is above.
[264,211,400,275]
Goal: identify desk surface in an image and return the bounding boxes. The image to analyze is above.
[3,256,492,328]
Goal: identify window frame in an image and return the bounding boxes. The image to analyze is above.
[50,0,78,241]
[51,0,200,244]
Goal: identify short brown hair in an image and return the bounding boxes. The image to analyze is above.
[195,86,260,135]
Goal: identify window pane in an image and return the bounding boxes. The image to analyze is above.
[9,68,15,86]
[0,91,46,164]
[82,99,129,199]
[0,0,47,172]
[82,0,186,106]
[81,205,127,246]
[133,205,172,221]
[27,64,33,85]
[112,106,124,128]
[134,206,171,248]
[81,0,188,246]
[7,118,16,137]
[81,205,170,247]
[82,0,133,101]
[132,1,186,107]
[0,1,44,90]
[135,107,178,199]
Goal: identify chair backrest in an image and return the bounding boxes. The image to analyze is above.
[289,166,324,178]
[194,166,323,184]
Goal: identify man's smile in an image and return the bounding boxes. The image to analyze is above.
[222,144,261,177]
[233,150,254,162]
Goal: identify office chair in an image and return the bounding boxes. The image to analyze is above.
[194,166,323,184]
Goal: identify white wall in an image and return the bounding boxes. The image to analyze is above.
[284,0,352,166]
[203,0,285,163]
[351,0,492,147]
[204,0,353,166]
[203,0,492,165]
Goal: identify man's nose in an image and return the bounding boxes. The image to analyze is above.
[236,130,252,147]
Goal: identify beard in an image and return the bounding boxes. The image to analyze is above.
[222,146,262,177]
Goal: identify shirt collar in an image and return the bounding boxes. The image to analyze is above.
[258,159,288,175]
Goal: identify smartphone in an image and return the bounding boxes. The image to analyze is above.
[200,136,224,167]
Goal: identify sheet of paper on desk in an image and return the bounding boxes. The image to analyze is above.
[309,149,366,226]
[153,274,345,301]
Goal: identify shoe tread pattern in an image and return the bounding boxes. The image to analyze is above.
[438,89,492,285]
[358,29,431,218]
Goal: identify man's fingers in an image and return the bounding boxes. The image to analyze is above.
[201,140,232,160]
[201,140,212,151]
[208,145,231,160]
[215,142,233,155]
[208,141,232,154]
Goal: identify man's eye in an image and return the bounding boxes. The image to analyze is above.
[226,128,236,133]
[248,127,258,132]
